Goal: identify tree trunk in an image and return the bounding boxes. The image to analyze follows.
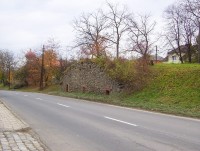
[180,56,184,64]
[116,34,120,59]
[178,45,184,64]
[116,45,119,59]
[179,50,184,64]
[187,44,192,63]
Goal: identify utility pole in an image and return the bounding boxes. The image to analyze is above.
[40,45,45,90]
[8,62,11,89]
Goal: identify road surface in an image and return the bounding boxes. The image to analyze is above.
[0,90,200,151]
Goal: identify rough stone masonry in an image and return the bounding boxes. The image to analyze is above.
[62,61,122,94]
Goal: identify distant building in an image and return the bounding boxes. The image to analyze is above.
[166,45,188,63]
[150,55,164,63]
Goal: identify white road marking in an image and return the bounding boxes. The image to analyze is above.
[34,98,49,103]
[36,98,43,100]
[57,103,70,108]
[104,104,200,122]
[104,116,138,127]
[24,95,28,97]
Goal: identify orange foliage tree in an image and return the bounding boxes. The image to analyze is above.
[42,49,60,86]
[25,50,40,86]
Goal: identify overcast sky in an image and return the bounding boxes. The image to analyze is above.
[0,0,176,56]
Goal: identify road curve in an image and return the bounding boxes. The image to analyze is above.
[0,90,200,151]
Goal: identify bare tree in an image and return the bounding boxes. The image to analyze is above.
[45,38,60,52]
[164,4,184,63]
[180,6,197,63]
[73,10,109,58]
[127,14,156,62]
[105,2,130,58]
[184,0,200,63]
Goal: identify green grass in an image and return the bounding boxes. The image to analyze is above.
[0,84,9,90]
[124,63,200,118]
[1,63,200,118]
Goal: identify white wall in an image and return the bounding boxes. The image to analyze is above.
[168,53,182,63]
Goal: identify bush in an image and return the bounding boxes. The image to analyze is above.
[13,82,28,89]
[93,57,151,92]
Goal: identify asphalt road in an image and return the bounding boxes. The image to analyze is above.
[0,90,200,151]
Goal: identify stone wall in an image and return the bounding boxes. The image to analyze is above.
[61,61,121,94]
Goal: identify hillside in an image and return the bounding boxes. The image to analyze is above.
[125,64,200,117]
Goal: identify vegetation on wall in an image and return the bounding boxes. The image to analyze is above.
[78,57,152,92]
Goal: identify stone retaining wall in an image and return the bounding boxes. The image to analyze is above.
[62,61,121,94]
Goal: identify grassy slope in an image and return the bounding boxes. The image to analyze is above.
[124,64,200,117]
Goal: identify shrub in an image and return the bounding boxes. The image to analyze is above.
[94,57,151,92]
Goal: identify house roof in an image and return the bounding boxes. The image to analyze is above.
[168,45,188,55]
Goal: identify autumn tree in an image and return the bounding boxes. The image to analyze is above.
[42,39,60,87]
[43,49,59,86]
[0,50,15,88]
[15,41,60,89]
[25,50,40,86]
